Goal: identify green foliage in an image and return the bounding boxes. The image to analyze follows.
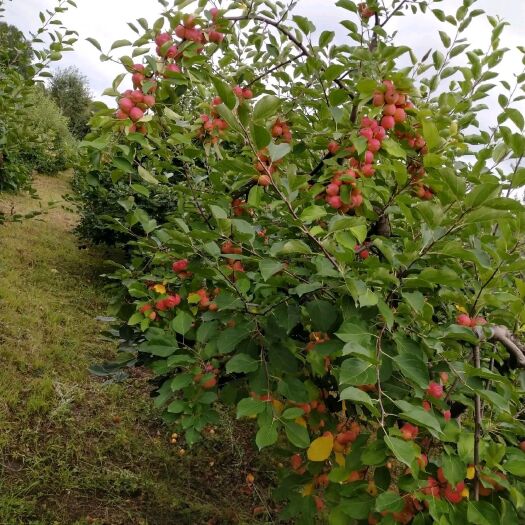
[80,0,525,523]
[0,21,33,77]
[20,86,78,174]
[71,165,181,245]
[0,173,262,524]
[48,66,92,139]
[0,2,78,194]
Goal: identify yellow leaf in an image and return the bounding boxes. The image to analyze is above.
[153,284,166,294]
[302,482,314,496]
[272,399,284,415]
[455,304,468,314]
[335,452,345,466]
[307,435,334,462]
[295,417,307,428]
[461,487,469,498]
[466,465,475,479]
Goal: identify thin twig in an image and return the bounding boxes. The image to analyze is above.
[248,52,305,87]
[473,344,482,501]
[376,325,387,428]
[380,0,410,27]
[227,14,354,97]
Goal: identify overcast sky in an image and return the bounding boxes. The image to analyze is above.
[3,0,525,127]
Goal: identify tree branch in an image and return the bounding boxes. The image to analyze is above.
[227,14,354,97]
[380,0,410,27]
[473,344,482,501]
[247,52,306,87]
[489,325,525,368]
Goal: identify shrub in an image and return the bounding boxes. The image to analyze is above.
[71,165,182,245]
[20,87,78,175]
[82,1,525,523]
[48,66,92,139]
[0,5,78,193]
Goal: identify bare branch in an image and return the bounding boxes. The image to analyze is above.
[490,325,525,368]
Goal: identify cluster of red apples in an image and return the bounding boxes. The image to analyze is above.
[115,9,226,131]
[197,86,253,143]
[456,313,487,328]
[115,74,155,133]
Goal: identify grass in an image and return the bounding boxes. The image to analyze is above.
[0,173,272,524]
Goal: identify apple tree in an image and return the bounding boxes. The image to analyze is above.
[82,0,525,522]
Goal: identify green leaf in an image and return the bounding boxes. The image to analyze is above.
[384,435,419,470]
[226,353,260,374]
[252,124,271,149]
[255,422,278,449]
[253,95,281,121]
[259,259,284,281]
[381,138,406,158]
[361,439,388,466]
[441,454,466,486]
[505,458,525,476]
[167,399,185,413]
[458,432,475,463]
[172,311,194,335]
[282,407,305,419]
[270,239,312,255]
[215,103,239,130]
[439,30,451,47]
[322,64,346,81]
[375,491,405,513]
[319,30,335,48]
[268,142,291,162]
[211,77,236,109]
[236,397,265,418]
[440,169,466,198]
[232,219,255,241]
[339,386,377,415]
[338,496,374,520]
[300,205,327,223]
[285,421,310,448]
[356,78,377,96]
[209,204,227,219]
[293,15,312,34]
[464,207,508,224]
[329,88,348,106]
[306,300,338,332]
[290,282,323,297]
[112,157,133,173]
[402,291,425,312]
[485,197,525,212]
[171,373,193,391]
[507,108,524,130]
[395,401,442,434]
[217,325,249,353]
[467,501,501,525]
[421,119,441,150]
[86,37,102,51]
[339,358,375,386]
[395,353,429,389]
[138,166,158,185]
[111,39,132,50]
[465,182,500,208]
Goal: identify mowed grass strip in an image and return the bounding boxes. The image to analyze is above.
[0,173,265,525]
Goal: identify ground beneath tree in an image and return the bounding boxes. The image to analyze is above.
[0,172,272,525]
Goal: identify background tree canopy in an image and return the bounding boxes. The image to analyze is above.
[0,21,33,77]
[48,66,92,139]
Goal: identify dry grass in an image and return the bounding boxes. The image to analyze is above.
[0,173,271,525]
